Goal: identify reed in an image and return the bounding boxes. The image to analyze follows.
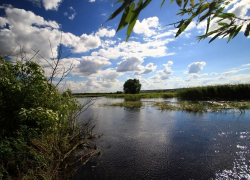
[176,84,250,100]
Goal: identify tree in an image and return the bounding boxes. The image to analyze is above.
[106,0,250,42]
[123,78,141,94]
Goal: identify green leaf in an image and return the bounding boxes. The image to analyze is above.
[115,0,125,4]
[175,15,195,37]
[106,1,131,22]
[161,0,166,8]
[232,25,242,38]
[209,31,223,43]
[190,0,194,7]
[218,22,229,26]
[227,27,236,43]
[196,3,209,15]
[216,13,235,19]
[169,0,175,5]
[116,6,130,32]
[183,0,188,9]
[176,0,182,7]
[206,16,211,34]
[244,23,250,37]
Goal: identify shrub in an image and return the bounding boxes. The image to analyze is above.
[0,56,98,179]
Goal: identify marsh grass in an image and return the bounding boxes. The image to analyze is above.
[102,101,143,108]
[155,101,250,112]
[177,84,250,100]
[106,92,177,98]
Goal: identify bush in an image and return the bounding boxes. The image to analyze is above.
[0,56,98,179]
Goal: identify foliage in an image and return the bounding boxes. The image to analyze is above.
[0,56,98,179]
[106,0,250,42]
[176,84,250,100]
[123,78,142,94]
[103,101,143,108]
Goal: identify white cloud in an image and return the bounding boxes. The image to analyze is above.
[185,73,200,82]
[151,61,173,82]
[187,61,206,74]
[71,34,101,53]
[210,72,218,75]
[0,7,102,65]
[96,28,116,37]
[116,57,143,72]
[218,70,238,79]
[89,0,95,2]
[133,17,159,37]
[72,56,110,76]
[95,39,175,60]
[0,17,8,27]
[152,29,177,39]
[242,63,250,66]
[134,63,157,75]
[42,0,63,10]
[68,13,76,20]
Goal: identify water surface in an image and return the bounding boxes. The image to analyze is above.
[74,97,250,180]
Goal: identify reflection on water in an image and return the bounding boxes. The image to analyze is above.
[74,97,250,180]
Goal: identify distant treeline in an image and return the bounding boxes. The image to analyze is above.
[177,84,250,100]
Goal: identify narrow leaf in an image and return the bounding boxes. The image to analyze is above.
[176,0,182,7]
[116,6,130,32]
[209,32,223,43]
[244,23,250,37]
[183,0,188,9]
[227,27,236,43]
[169,0,175,5]
[161,0,166,8]
[190,0,194,7]
[106,1,130,22]
[206,16,211,34]
[115,0,125,3]
[232,25,242,38]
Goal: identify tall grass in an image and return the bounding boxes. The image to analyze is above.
[176,84,250,100]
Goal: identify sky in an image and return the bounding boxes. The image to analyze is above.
[0,0,249,93]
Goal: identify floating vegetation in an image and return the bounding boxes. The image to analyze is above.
[102,101,143,108]
[155,101,250,113]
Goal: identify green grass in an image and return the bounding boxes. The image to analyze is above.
[176,84,250,100]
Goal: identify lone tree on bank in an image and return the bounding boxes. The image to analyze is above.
[123,79,142,94]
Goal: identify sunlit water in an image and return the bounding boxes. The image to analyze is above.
[74,97,250,180]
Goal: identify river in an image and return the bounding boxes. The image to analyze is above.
[74,97,250,180]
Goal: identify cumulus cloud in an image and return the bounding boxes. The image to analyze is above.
[0,7,102,62]
[28,0,63,10]
[185,74,200,82]
[96,28,115,37]
[133,17,159,37]
[0,17,8,27]
[89,0,95,2]
[151,61,173,82]
[95,39,175,60]
[72,56,110,76]
[187,61,206,74]
[116,57,143,72]
[134,63,157,75]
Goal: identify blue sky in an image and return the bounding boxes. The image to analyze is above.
[0,0,249,93]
